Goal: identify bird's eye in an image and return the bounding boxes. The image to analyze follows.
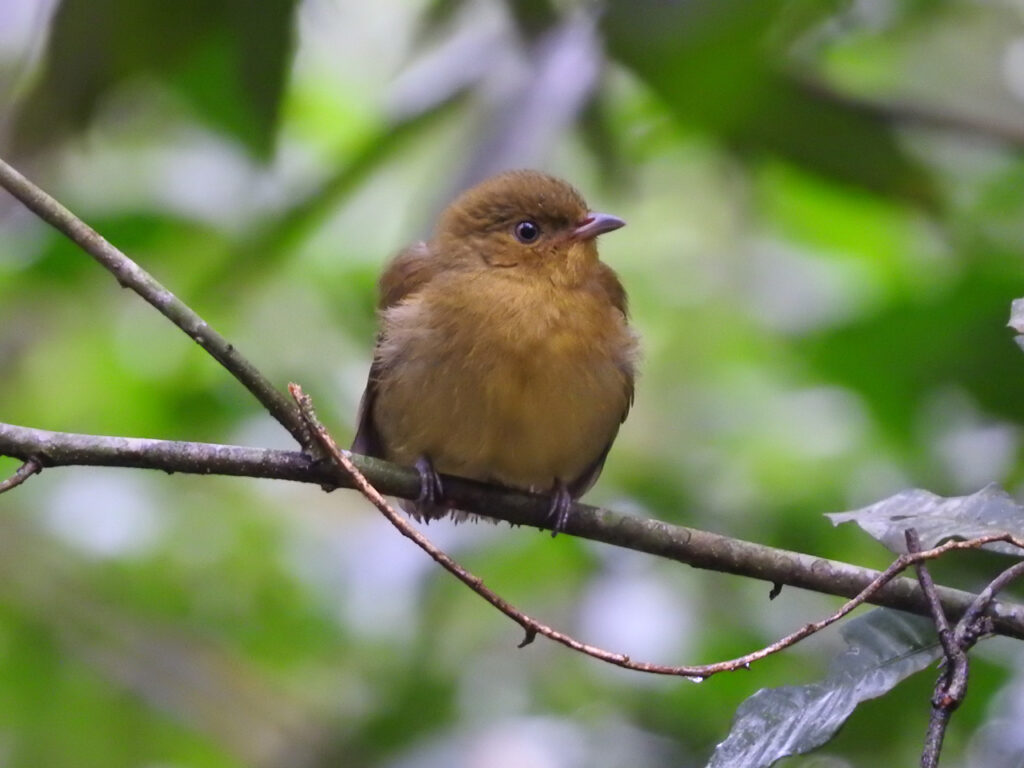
[513,220,540,244]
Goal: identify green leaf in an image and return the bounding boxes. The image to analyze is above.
[707,609,941,768]
[828,483,1024,556]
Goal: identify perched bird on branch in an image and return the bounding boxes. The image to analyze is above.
[353,170,637,531]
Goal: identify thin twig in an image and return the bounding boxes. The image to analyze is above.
[916,542,1024,768]
[908,528,966,768]
[0,457,41,494]
[907,529,958,658]
[660,535,1022,679]
[0,157,310,447]
[956,560,1024,642]
[3,419,1024,642]
[288,383,1024,678]
[922,686,956,768]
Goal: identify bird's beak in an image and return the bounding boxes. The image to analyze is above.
[572,212,625,242]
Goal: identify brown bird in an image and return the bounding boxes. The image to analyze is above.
[353,170,637,531]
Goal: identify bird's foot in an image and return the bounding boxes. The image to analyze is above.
[546,480,573,538]
[415,456,444,506]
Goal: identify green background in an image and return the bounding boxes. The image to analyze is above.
[1,1,1023,766]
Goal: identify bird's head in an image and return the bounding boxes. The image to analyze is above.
[434,170,624,284]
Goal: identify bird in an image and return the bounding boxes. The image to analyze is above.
[352,169,638,532]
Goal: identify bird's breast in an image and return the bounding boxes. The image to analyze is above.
[372,270,636,490]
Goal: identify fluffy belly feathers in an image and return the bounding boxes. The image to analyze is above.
[372,277,634,491]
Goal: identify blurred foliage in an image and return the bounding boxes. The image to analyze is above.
[603,0,938,204]
[2,0,1024,766]
[13,0,297,158]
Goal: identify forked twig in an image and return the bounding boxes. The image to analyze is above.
[910,528,1024,768]
[0,457,41,494]
[289,383,1024,679]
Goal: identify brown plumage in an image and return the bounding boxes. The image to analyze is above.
[353,170,638,530]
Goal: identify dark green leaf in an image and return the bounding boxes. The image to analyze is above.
[707,609,941,768]
[828,484,1024,556]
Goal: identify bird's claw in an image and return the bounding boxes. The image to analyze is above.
[415,456,444,506]
[546,481,573,537]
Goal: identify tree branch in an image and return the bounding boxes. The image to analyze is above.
[4,419,1024,643]
[0,457,41,494]
[295,384,1024,679]
[4,153,1024,689]
[0,157,310,447]
[907,529,959,660]
[910,527,1024,768]
[909,528,965,768]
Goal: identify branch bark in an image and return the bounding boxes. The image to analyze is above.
[0,458,40,493]
[4,420,1024,642]
[914,535,1024,768]
[909,528,965,768]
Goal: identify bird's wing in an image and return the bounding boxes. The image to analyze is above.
[351,359,386,456]
[593,260,629,318]
[377,241,438,309]
[568,263,636,497]
[566,375,632,498]
[592,260,635,423]
[352,242,437,456]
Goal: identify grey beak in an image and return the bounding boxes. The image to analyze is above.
[572,212,626,241]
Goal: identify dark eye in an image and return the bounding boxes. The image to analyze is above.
[513,220,540,244]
